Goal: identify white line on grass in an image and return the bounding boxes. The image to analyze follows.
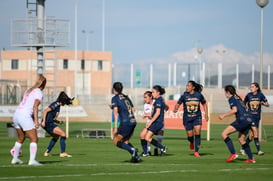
[0,170,198,180]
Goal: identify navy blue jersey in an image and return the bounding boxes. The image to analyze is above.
[45,101,60,122]
[177,91,206,119]
[151,96,165,124]
[244,92,268,120]
[228,96,250,123]
[111,94,136,125]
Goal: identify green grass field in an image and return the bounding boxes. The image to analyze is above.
[0,121,273,181]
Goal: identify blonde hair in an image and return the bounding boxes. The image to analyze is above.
[27,74,47,94]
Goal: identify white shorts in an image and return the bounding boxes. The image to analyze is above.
[13,110,35,131]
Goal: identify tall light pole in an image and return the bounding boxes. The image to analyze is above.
[74,0,79,101]
[216,49,226,89]
[102,0,105,51]
[256,0,269,141]
[82,30,94,50]
[256,0,269,89]
[197,47,203,85]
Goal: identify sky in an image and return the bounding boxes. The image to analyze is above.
[0,0,273,65]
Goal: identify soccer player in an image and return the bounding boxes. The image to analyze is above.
[240,82,269,156]
[140,90,167,156]
[111,82,141,163]
[173,80,208,157]
[11,74,47,166]
[219,85,255,163]
[141,85,168,156]
[41,91,74,158]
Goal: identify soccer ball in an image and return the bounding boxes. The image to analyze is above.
[10,147,22,156]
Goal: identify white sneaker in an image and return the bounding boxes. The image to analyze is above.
[258,150,264,156]
[240,149,246,155]
[28,160,43,166]
[11,158,23,164]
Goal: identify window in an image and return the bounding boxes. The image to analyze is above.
[81,59,85,70]
[98,60,103,71]
[11,59,19,70]
[63,59,68,69]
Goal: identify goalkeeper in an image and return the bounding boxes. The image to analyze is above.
[41,91,74,158]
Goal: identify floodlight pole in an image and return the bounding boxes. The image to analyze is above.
[36,0,45,75]
[256,0,269,141]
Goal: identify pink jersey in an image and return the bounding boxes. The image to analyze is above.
[144,103,153,114]
[17,88,43,115]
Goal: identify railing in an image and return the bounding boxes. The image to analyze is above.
[113,63,273,90]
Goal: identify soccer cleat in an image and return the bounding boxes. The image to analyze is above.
[131,148,141,163]
[240,149,246,155]
[242,158,256,163]
[160,146,167,156]
[60,152,72,158]
[194,152,201,157]
[11,158,23,165]
[44,152,52,157]
[28,160,43,166]
[189,143,194,151]
[226,154,239,162]
[131,148,138,158]
[131,155,142,163]
[141,152,150,157]
[258,151,264,156]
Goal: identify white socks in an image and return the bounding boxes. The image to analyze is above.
[29,142,37,162]
[13,142,22,160]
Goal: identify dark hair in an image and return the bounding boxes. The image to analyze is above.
[153,85,165,95]
[57,91,74,105]
[188,80,203,92]
[144,91,152,97]
[251,82,261,92]
[113,82,123,94]
[224,85,242,100]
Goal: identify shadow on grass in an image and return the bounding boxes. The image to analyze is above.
[40,160,64,164]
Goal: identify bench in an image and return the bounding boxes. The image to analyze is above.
[81,128,111,138]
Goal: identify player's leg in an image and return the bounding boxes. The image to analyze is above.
[239,133,255,163]
[184,120,194,151]
[44,135,59,156]
[193,125,202,157]
[139,128,149,156]
[251,126,263,155]
[53,126,71,157]
[11,128,25,164]
[145,130,167,155]
[155,130,164,156]
[26,128,42,165]
[222,125,238,162]
[113,127,136,155]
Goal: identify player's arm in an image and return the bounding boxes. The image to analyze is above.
[202,102,209,121]
[219,106,237,120]
[261,102,269,107]
[41,107,52,127]
[33,99,41,128]
[113,107,119,128]
[53,112,63,124]
[173,103,180,113]
[164,103,169,111]
[146,107,160,128]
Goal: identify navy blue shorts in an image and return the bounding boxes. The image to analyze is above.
[117,123,136,138]
[43,121,57,135]
[183,117,202,131]
[230,121,252,135]
[251,117,260,128]
[148,122,164,135]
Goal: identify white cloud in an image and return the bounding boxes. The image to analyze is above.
[171,44,273,66]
